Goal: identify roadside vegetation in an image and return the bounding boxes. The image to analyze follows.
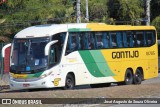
[0,0,160,41]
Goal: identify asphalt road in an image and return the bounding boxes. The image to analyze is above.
[93,73,160,107]
[0,73,160,107]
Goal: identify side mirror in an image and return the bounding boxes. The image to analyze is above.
[45,40,58,56]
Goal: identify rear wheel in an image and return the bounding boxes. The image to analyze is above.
[124,69,133,85]
[64,74,75,90]
[133,69,143,84]
[118,69,133,85]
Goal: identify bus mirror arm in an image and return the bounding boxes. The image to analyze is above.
[2,43,11,58]
[45,40,58,56]
[1,43,11,79]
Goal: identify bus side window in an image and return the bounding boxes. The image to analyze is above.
[95,32,104,49]
[126,32,134,48]
[60,33,66,47]
[77,33,81,50]
[102,32,109,48]
[110,32,117,48]
[146,31,155,46]
[49,45,58,67]
[135,31,145,47]
[66,33,79,53]
[143,31,147,46]
[88,32,96,49]
[52,32,66,48]
[81,32,89,49]
[116,32,123,48]
[71,34,78,50]
[123,32,128,48]
[52,32,66,57]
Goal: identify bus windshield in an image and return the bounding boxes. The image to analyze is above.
[11,38,50,74]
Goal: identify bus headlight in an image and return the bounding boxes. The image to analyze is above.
[40,72,52,79]
[9,73,13,79]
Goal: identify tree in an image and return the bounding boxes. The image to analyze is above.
[0,0,160,42]
[151,0,160,21]
[108,0,144,24]
[151,16,160,38]
[80,0,108,22]
[0,0,68,41]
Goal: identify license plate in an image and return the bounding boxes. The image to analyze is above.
[23,84,30,87]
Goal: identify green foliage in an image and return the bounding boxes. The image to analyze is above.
[151,16,160,38]
[81,0,108,22]
[0,0,160,41]
[3,0,66,23]
[0,0,69,41]
[108,0,144,23]
[151,0,160,21]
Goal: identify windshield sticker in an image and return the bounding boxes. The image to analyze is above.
[26,67,31,71]
[35,59,40,65]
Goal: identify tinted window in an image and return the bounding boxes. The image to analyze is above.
[110,32,117,48]
[95,32,104,49]
[135,32,145,47]
[51,32,66,65]
[145,31,155,46]
[66,30,156,55]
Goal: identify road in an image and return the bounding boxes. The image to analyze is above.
[0,73,160,107]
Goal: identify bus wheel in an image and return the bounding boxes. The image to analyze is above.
[124,69,133,85]
[133,69,143,84]
[64,74,75,90]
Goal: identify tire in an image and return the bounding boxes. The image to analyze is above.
[64,74,75,90]
[118,69,133,85]
[124,69,133,85]
[133,69,143,84]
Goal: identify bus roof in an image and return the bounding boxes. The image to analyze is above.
[14,23,156,38]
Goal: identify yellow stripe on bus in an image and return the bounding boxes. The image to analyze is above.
[10,73,28,79]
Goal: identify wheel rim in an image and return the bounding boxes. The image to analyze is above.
[135,72,142,83]
[66,78,73,88]
[126,73,132,82]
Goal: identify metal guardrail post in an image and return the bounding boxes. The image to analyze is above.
[0,43,4,79]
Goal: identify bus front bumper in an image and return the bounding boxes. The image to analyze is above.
[9,76,60,90]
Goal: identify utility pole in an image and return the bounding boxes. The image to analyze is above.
[85,0,89,22]
[76,0,81,23]
[146,0,151,26]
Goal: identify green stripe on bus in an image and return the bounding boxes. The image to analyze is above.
[27,71,44,78]
[68,28,91,32]
[79,50,115,77]
[90,51,115,77]
[79,50,104,77]
[27,74,35,78]
[33,71,43,77]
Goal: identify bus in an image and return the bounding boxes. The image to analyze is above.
[5,23,158,90]
[158,40,160,71]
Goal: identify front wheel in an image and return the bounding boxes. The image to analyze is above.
[64,74,75,90]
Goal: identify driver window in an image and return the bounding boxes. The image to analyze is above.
[49,45,58,67]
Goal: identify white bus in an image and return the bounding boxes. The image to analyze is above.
[6,23,158,90]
